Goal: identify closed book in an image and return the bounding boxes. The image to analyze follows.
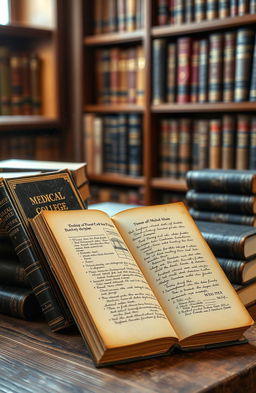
[238,0,249,14]
[209,119,222,169]
[186,169,256,194]
[152,39,166,105]
[173,0,185,23]
[190,40,200,103]
[196,220,256,259]
[102,0,116,33]
[185,0,194,22]
[93,0,103,34]
[178,118,191,178]
[249,34,256,101]
[218,257,256,284]
[136,46,145,105]
[118,114,128,175]
[103,116,113,173]
[167,42,177,103]
[208,33,223,102]
[0,285,41,320]
[236,114,250,170]
[128,114,142,177]
[219,0,230,17]
[189,208,256,226]
[126,0,136,31]
[197,119,209,168]
[222,115,236,169]
[234,280,256,307]
[117,0,126,31]
[249,116,256,169]
[157,0,169,25]
[21,55,32,115]
[223,31,236,102]
[93,116,104,175]
[136,0,144,29]
[206,0,218,19]
[0,171,86,331]
[198,38,208,102]
[186,189,256,214]
[10,55,23,115]
[0,46,11,115]
[194,0,206,21]
[119,49,128,104]
[234,28,254,102]
[177,37,192,103]
[0,257,29,287]
[250,0,256,12]
[191,121,199,170]
[110,47,120,104]
[160,119,170,177]
[29,54,42,115]
[230,0,238,14]
[127,47,137,104]
[101,49,111,104]
[168,119,179,178]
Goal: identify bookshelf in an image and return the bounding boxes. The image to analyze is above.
[0,0,69,161]
[67,1,256,205]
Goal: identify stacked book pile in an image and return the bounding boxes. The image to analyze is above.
[186,169,256,310]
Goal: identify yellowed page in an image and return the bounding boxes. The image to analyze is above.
[112,202,253,340]
[41,209,177,348]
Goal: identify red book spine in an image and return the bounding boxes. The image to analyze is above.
[236,114,250,170]
[177,37,192,103]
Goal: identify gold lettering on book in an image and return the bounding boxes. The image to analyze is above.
[29,192,66,205]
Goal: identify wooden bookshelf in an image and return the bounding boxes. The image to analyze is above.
[67,1,256,205]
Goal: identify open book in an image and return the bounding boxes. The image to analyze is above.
[30,202,254,366]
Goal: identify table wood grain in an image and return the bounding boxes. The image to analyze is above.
[0,313,255,393]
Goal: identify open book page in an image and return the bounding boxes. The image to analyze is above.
[39,209,177,348]
[112,202,253,341]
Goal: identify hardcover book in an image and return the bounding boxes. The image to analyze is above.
[0,171,86,331]
[30,202,253,367]
[218,257,256,285]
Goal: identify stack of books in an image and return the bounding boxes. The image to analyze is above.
[186,169,256,310]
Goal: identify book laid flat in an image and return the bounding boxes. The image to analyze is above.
[186,169,256,194]
[0,171,86,332]
[218,257,256,285]
[234,280,256,307]
[195,220,256,259]
[30,202,253,367]
[189,208,256,226]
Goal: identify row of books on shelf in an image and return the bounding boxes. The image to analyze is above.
[95,46,145,105]
[84,113,143,176]
[0,134,60,161]
[0,47,42,116]
[93,0,144,34]
[153,28,256,104]
[157,0,256,26]
[160,114,256,179]
[89,184,145,205]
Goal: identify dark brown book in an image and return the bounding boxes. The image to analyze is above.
[10,54,23,115]
[186,189,256,214]
[168,119,179,178]
[110,47,120,104]
[0,257,29,287]
[157,0,169,25]
[178,118,191,178]
[223,31,236,103]
[209,119,222,169]
[190,40,200,103]
[186,169,256,194]
[189,208,256,226]
[198,38,208,102]
[218,257,256,284]
[221,115,236,169]
[197,119,209,168]
[236,114,250,170]
[0,285,42,320]
[208,33,223,102]
[0,46,11,115]
[29,54,42,115]
[167,42,177,103]
[30,202,253,366]
[196,220,256,259]
[0,171,86,332]
[234,280,256,307]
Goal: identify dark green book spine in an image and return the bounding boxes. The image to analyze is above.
[0,285,41,320]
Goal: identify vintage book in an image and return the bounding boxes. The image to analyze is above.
[136,0,144,29]
[126,0,136,31]
[194,0,206,21]
[117,0,126,31]
[250,0,256,13]
[190,40,200,103]
[195,220,256,259]
[206,0,218,19]
[10,54,23,115]
[218,257,256,285]
[173,0,185,24]
[29,53,42,115]
[0,171,86,331]
[160,120,170,177]
[197,120,209,168]
[178,118,191,178]
[186,169,256,194]
[234,28,254,102]
[177,37,192,103]
[223,31,236,102]
[219,0,230,18]
[128,114,142,177]
[221,115,236,169]
[238,0,249,14]
[118,114,129,175]
[234,280,256,307]
[30,202,253,367]
[136,46,145,105]
[209,119,222,169]
[230,0,238,14]
[189,208,256,226]
[0,256,29,287]
[118,49,128,104]
[0,46,11,115]
[167,42,177,103]
[0,285,42,320]
[110,47,120,104]
[92,116,104,175]
[185,0,194,22]
[198,38,208,102]
[191,121,199,170]
[152,39,166,105]
[21,55,32,115]
[208,33,223,102]
[0,158,88,189]
[127,47,137,104]
[249,116,256,169]
[236,114,250,170]
[186,190,256,214]
[168,119,179,178]
[249,34,256,101]
[157,0,169,25]
[93,0,103,34]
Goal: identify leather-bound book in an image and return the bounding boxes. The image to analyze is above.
[157,0,169,25]
[178,118,191,178]
[208,33,223,102]
[249,116,256,169]
[0,257,29,287]
[223,31,236,102]
[219,0,230,18]
[152,39,166,105]
[167,42,177,103]
[0,46,11,115]
[206,0,218,20]
[249,34,256,101]
[236,114,250,170]
[218,257,256,284]
[189,208,256,226]
[221,115,236,169]
[209,118,222,169]
[177,36,192,103]
[198,38,208,102]
[190,40,199,103]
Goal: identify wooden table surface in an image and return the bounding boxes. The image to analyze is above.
[0,312,256,393]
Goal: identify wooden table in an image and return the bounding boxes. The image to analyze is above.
[0,311,256,393]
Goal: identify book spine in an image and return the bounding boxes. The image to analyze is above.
[10,55,23,115]
[136,46,145,105]
[198,119,209,168]
[126,0,136,31]
[191,120,200,170]
[219,0,230,17]
[169,0,175,23]
[157,0,169,25]
[208,33,223,102]
[136,0,144,29]
[168,119,180,177]
[152,39,166,105]
[209,118,222,169]
[206,0,218,19]
[0,285,41,320]
[236,114,250,170]
[194,0,206,21]
[223,31,236,102]
[118,114,128,175]
[177,37,192,103]
[0,46,11,115]
[178,118,191,178]
[167,42,177,103]
[222,114,236,169]
[234,28,254,102]
[0,258,30,287]
[189,208,256,226]
[128,114,142,177]
[198,38,208,102]
[249,116,256,169]
[249,34,256,101]
[29,54,42,115]
[186,189,256,214]
[110,47,120,104]
[217,258,248,284]
[93,116,103,175]
[127,47,137,104]
[185,0,194,22]
[101,49,111,104]
[230,0,238,15]
[160,119,170,177]
[173,0,185,23]
[250,0,256,12]
[103,116,113,173]
[117,0,126,31]
[21,55,32,115]
[238,0,249,14]
[0,182,70,331]
[190,40,200,103]
[109,116,119,173]
[119,49,128,104]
